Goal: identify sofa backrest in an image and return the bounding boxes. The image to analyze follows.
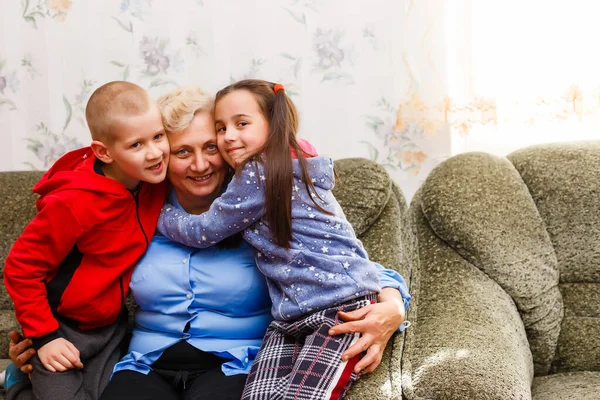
[0,171,44,357]
[332,158,413,282]
[508,141,600,374]
[0,171,44,311]
[414,140,600,376]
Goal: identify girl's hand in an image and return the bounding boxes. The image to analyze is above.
[8,331,35,374]
[328,288,406,374]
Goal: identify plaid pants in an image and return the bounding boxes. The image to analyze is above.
[241,294,377,400]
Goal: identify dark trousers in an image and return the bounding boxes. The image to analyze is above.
[99,341,247,400]
[7,315,128,400]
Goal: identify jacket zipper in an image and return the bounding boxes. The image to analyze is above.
[119,276,125,317]
[120,184,148,316]
[134,184,149,248]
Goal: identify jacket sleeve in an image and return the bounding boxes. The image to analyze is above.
[156,161,266,248]
[3,195,84,345]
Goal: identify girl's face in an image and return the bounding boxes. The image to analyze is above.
[167,111,228,215]
[214,89,269,167]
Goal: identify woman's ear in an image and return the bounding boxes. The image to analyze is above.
[91,140,113,164]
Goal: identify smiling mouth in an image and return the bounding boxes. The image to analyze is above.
[147,161,162,170]
[227,147,243,153]
[188,173,213,182]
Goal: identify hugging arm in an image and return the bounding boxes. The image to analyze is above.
[374,262,411,315]
[330,287,407,374]
[156,161,266,248]
[327,263,411,374]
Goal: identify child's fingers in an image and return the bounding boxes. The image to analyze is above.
[65,341,80,359]
[64,343,83,369]
[42,361,57,373]
[50,359,67,372]
[55,354,75,370]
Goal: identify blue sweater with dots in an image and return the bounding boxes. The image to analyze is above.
[157,157,402,321]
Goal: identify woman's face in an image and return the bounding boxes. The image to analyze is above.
[167,111,228,214]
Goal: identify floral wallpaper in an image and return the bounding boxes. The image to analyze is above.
[0,0,495,199]
[2,1,599,198]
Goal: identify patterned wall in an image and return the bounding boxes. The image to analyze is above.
[1,0,456,199]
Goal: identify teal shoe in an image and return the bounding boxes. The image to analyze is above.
[3,362,28,391]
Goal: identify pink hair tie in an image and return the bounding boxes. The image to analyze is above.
[274,83,285,93]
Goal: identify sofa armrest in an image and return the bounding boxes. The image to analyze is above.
[402,207,534,400]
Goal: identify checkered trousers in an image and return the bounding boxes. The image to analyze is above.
[241,294,378,400]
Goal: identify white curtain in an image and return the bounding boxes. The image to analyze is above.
[446,0,600,155]
[2,0,596,199]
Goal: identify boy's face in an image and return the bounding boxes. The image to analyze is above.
[104,103,170,188]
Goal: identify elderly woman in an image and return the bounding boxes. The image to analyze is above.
[8,86,409,400]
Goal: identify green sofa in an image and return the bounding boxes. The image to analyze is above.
[402,141,600,399]
[0,158,415,399]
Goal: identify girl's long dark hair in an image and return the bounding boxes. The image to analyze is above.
[215,79,331,248]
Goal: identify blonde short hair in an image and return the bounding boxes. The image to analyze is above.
[157,86,214,133]
[85,81,150,142]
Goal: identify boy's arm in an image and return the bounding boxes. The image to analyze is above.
[156,161,267,248]
[4,196,83,349]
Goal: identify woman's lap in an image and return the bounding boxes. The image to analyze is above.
[99,370,178,400]
[99,369,247,400]
[184,368,247,400]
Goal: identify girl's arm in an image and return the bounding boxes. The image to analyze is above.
[156,161,267,248]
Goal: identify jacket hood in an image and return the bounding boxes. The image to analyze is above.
[33,147,133,198]
[292,156,335,191]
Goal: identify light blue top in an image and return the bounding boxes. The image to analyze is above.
[157,157,411,321]
[114,190,410,377]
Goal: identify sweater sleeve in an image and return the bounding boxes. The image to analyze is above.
[156,161,266,248]
[3,195,84,342]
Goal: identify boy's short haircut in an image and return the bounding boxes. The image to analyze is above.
[86,81,150,143]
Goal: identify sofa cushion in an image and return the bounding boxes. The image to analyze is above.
[532,371,600,400]
[332,158,392,237]
[402,203,533,399]
[509,142,600,373]
[0,171,44,313]
[419,152,562,375]
[334,159,412,399]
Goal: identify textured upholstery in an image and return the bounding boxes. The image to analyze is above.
[403,141,600,399]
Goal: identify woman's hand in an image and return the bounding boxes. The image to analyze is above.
[328,288,406,374]
[8,331,35,374]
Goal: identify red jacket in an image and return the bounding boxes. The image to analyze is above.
[4,147,167,348]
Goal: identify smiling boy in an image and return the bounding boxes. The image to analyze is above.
[3,81,169,400]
